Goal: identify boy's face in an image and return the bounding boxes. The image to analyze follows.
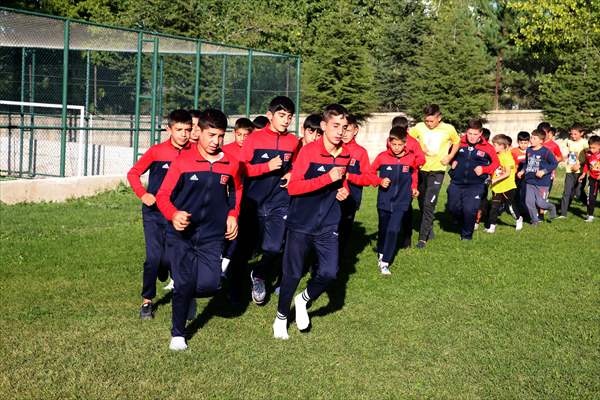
[267,110,293,133]
[545,131,555,141]
[342,124,358,144]
[530,135,543,148]
[234,128,251,147]
[493,142,507,153]
[302,127,321,145]
[197,127,225,155]
[190,117,201,142]
[465,128,482,144]
[518,140,529,151]
[168,122,191,148]
[589,143,600,154]
[424,113,441,130]
[570,129,583,141]
[320,114,347,146]
[389,138,406,156]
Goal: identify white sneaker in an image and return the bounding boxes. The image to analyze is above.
[485,225,496,234]
[474,223,479,231]
[163,279,175,291]
[585,215,594,223]
[515,217,523,231]
[187,298,197,321]
[556,215,566,219]
[294,292,310,331]
[169,336,187,351]
[273,316,289,340]
[380,262,391,275]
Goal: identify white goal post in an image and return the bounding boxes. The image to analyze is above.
[0,100,87,176]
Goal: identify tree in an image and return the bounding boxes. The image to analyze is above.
[301,0,377,118]
[405,1,493,130]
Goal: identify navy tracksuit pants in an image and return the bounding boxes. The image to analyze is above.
[377,207,409,264]
[277,230,339,318]
[166,233,223,337]
[447,183,485,240]
[253,206,288,280]
[141,214,169,300]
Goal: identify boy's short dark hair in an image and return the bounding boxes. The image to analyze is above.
[537,122,551,133]
[517,131,530,141]
[252,115,269,129]
[492,134,512,148]
[423,104,440,116]
[548,126,557,136]
[570,123,585,133]
[467,118,483,131]
[391,116,409,129]
[268,96,295,115]
[531,129,546,141]
[482,128,491,141]
[197,108,228,131]
[234,117,255,132]
[168,109,192,127]
[588,135,600,146]
[303,113,323,131]
[389,126,408,142]
[322,104,349,122]
[188,109,201,119]
[346,114,360,127]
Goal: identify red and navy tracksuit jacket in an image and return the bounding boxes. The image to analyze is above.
[405,134,426,169]
[156,148,243,242]
[127,139,187,220]
[449,136,499,186]
[286,138,351,234]
[371,149,418,212]
[524,146,558,187]
[345,139,377,210]
[242,125,298,213]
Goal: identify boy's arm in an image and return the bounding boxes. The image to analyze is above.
[480,147,500,175]
[347,149,377,187]
[543,150,558,173]
[156,162,183,221]
[127,147,155,199]
[242,135,272,177]
[227,161,244,219]
[369,155,383,186]
[408,138,426,168]
[287,147,339,195]
[492,165,512,185]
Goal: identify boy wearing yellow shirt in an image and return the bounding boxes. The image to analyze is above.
[486,134,523,233]
[409,104,460,248]
[558,124,589,218]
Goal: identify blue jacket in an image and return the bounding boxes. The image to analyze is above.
[524,146,558,187]
[449,136,499,186]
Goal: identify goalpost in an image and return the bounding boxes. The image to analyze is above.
[0,100,87,176]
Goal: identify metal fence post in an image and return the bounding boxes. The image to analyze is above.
[295,56,301,136]
[194,41,201,109]
[245,49,253,117]
[133,32,143,164]
[19,48,26,177]
[221,54,227,112]
[28,49,36,176]
[84,50,91,176]
[157,56,164,143]
[60,20,70,177]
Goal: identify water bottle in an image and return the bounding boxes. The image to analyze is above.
[567,151,577,165]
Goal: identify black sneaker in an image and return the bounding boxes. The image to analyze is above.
[140,302,153,320]
[416,240,427,249]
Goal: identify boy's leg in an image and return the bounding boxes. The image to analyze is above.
[460,184,484,240]
[377,208,391,257]
[446,182,463,224]
[253,207,287,280]
[166,234,196,338]
[338,199,356,256]
[560,173,577,216]
[141,216,167,303]
[504,189,522,220]
[525,184,540,223]
[305,230,339,302]
[418,171,445,242]
[588,178,599,216]
[488,192,503,226]
[277,230,311,319]
[194,241,224,298]
[399,204,413,249]
[382,209,407,264]
[534,186,557,218]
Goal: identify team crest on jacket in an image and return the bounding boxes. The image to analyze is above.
[220,175,229,185]
[284,153,292,161]
[477,150,485,157]
[402,165,409,173]
[350,158,356,166]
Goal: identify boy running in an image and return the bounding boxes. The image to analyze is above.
[579,135,600,222]
[559,124,588,218]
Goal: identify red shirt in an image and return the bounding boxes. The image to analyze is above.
[582,151,600,180]
[544,140,563,162]
[511,147,527,171]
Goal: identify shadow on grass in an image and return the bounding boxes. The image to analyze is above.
[152,291,173,312]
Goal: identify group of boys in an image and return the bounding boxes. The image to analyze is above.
[128,98,599,350]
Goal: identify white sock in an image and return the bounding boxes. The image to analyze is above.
[163,279,174,291]
[221,258,231,274]
[187,298,197,321]
[273,313,289,340]
[169,336,187,351]
[294,290,310,331]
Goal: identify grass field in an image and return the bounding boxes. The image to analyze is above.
[1,170,599,399]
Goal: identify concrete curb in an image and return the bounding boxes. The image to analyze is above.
[0,175,128,205]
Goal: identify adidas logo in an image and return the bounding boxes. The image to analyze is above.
[261,153,270,159]
[317,166,326,172]
[190,174,198,181]
[475,195,480,199]
[386,166,392,171]
[162,163,169,169]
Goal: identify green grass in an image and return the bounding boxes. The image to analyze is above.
[1,173,599,399]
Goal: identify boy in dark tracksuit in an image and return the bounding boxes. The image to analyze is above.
[241,96,298,305]
[371,127,419,275]
[273,104,351,340]
[156,109,242,351]
[447,119,499,240]
[517,129,558,225]
[127,109,191,320]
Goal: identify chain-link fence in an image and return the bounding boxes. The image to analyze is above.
[0,8,301,178]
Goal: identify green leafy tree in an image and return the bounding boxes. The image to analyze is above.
[406,1,493,130]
